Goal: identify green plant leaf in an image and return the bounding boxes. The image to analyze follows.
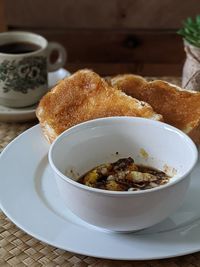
[185,24,199,34]
[186,17,193,25]
[178,15,200,47]
[196,15,200,24]
[185,36,200,47]
[177,28,185,36]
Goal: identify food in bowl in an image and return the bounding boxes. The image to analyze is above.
[78,157,170,191]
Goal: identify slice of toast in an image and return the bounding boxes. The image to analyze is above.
[110,74,200,144]
[36,70,162,143]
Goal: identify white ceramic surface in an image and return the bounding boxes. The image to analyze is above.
[0,68,70,122]
[49,117,198,232]
[0,124,200,259]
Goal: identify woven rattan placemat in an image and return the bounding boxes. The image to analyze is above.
[1,210,200,267]
[0,122,36,152]
[1,76,200,266]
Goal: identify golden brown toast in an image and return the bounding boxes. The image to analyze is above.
[36,70,162,143]
[110,74,200,144]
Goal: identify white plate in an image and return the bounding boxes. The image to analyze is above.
[0,125,200,260]
[0,68,70,122]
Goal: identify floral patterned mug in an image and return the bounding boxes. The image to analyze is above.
[0,31,67,107]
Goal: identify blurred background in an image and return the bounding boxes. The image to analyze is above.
[0,0,199,76]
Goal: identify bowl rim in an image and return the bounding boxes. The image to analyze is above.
[48,117,198,196]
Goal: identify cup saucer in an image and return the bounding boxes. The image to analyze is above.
[0,68,71,122]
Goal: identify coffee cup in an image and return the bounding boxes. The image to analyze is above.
[0,31,67,107]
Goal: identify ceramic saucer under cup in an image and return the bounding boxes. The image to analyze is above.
[0,68,70,122]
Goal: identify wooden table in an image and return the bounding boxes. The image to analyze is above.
[0,76,200,267]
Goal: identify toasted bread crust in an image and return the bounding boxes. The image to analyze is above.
[188,120,200,144]
[110,74,200,143]
[36,70,162,142]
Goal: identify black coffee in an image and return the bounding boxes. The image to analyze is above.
[0,42,41,54]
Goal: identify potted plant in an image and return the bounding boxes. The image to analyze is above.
[178,15,200,90]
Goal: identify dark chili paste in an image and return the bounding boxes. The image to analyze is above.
[77,157,170,191]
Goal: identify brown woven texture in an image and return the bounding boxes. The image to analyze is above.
[2,76,200,267]
[0,122,36,152]
[1,213,200,267]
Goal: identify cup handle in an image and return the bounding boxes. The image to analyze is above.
[47,42,67,72]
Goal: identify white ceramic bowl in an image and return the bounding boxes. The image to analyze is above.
[49,117,198,232]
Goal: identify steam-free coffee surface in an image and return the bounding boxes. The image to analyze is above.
[0,42,41,54]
